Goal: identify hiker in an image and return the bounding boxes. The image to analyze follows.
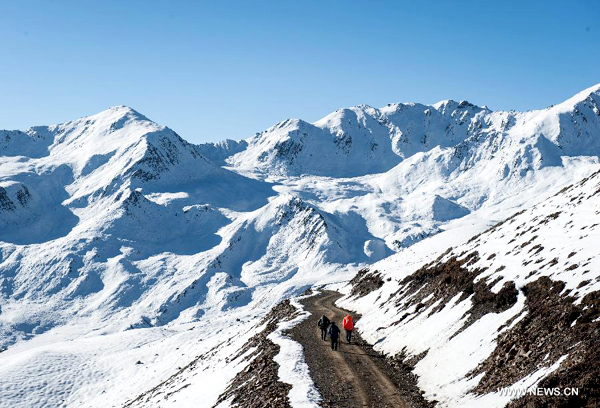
[328,321,340,351]
[343,314,354,343]
[317,315,330,340]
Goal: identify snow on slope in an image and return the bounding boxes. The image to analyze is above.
[224,101,489,178]
[339,168,600,407]
[0,107,375,407]
[219,84,600,180]
[257,84,600,252]
[197,139,249,166]
[0,85,599,407]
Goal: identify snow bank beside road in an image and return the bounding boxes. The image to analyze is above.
[269,296,320,408]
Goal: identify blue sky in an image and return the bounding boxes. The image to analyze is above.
[1,1,599,143]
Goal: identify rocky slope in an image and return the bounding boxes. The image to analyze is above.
[340,168,600,407]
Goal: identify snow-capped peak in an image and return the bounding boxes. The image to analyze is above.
[550,82,600,113]
[216,85,600,179]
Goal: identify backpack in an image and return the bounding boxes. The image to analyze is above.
[319,315,330,329]
[328,323,340,338]
[343,315,354,331]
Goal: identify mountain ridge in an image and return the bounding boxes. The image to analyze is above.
[1,85,599,407]
[194,83,600,179]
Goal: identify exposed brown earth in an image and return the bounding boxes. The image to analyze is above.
[351,245,600,407]
[213,300,300,408]
[386,251,518,337]
[472,277,600,407]
[349,268,384,297]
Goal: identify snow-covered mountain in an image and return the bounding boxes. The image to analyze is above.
[1,85,599,407]
[215,85,600,179]
[340,167,600,407]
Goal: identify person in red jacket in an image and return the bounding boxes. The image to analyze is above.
[343,314,354,343]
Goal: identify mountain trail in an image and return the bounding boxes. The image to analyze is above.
[288,291,431,408]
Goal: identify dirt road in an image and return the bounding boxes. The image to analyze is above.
[288,291,429,408]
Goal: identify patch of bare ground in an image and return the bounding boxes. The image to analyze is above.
[386,252,518,337]
[213,299,300,408]
[468,277,600,407]
[353,247,599,406]
[348,268,384,297]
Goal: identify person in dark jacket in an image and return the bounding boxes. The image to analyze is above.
[317,315,330,340]
[328,321,341,351]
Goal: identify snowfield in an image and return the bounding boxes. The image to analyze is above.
[1,85,600,407]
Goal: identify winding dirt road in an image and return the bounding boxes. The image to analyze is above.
[289,291,427,408]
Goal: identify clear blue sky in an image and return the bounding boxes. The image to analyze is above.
[1,1,599,143]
